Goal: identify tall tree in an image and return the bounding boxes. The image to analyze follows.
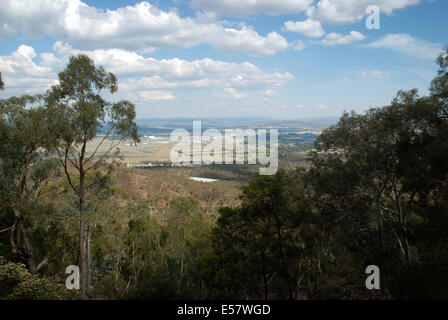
[431,47,448,119]
[45,55,139,299]
[310,96,439,265]
[307,49,448,296]
[0,95,59,274]
[0,72,4,91]
[203,170,316,299]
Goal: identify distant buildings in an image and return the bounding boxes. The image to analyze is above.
[189,177,218,183]
[125,162,198,169]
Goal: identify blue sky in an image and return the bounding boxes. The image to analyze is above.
[0,0,447,119]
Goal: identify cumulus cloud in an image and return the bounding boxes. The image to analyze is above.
[190,0,313,17]
[128,91,176,102]
[0,45,57,93]
[214,88,246,100]
[0,0,70,39]
[307,0,420,25]
[0,43,295,100]
[283,19,325,38]
[0,0,289,56]
[119,61,294,93]
[211,28,288,56]
[50,43,294,89]
[366,34,443,60]
[260,89,279,97]
[320,31,365,46]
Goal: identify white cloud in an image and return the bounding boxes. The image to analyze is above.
[307,0,420,25]
[316,104,328,111]
[0,43,295,98]
[296,104,305,109]
[211,28,289,56]
[190,0,313,17]
[292,40,307,51]
[214,88,246,100]
[372,70,390,79]
[130,91,176,102]
[320,31,365,46]
[72,47,295,91]
[366,34,443,60]
[283,19,325,38]
[291,40,307,51]
[0,0,288,56]
[0,0,71,38]
[358,70,391,79]
[260,89,279,97]
[0,45,57,93]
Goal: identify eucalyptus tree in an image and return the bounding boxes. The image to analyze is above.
[309,49,448,269]
[310,98,436,265]
[431,47,448,119]
[204,170,315,300]
[306,49,448,298]
[45,55,139,298]
[0,72,4,91]
[0,95,59,274]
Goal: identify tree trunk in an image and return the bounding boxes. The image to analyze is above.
[79,194,88,299]
[10,208,46,274]
[273,212,293,300]
[87,225,93,296]
[78,141,89,300]
[261,250,268,300]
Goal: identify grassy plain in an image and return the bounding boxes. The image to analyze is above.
[86,118,335,165]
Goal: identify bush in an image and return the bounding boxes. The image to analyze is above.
[0,256,71,300]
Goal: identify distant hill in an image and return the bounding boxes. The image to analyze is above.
[134,117,338,135]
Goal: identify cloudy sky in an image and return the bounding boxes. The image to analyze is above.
[0,0,447,119]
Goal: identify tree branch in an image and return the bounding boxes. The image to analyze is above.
[35,257,48,273]
[0,226,13,234]
[84,125,115,165]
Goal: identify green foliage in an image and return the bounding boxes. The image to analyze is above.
[431,47,448,118]
[0,94,60,273]
[119,197,212,300]
[1,48,448,301]
[202,170,320,299]
[45,54,139,151]
[200,47,448,300]
[304,50,448,299]
[41,54,141,298]
[0,256,69,300]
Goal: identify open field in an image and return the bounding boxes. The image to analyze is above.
[85,136,174,164]
[87,118,335,165]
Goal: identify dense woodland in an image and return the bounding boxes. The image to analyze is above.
[1,48,448,300]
